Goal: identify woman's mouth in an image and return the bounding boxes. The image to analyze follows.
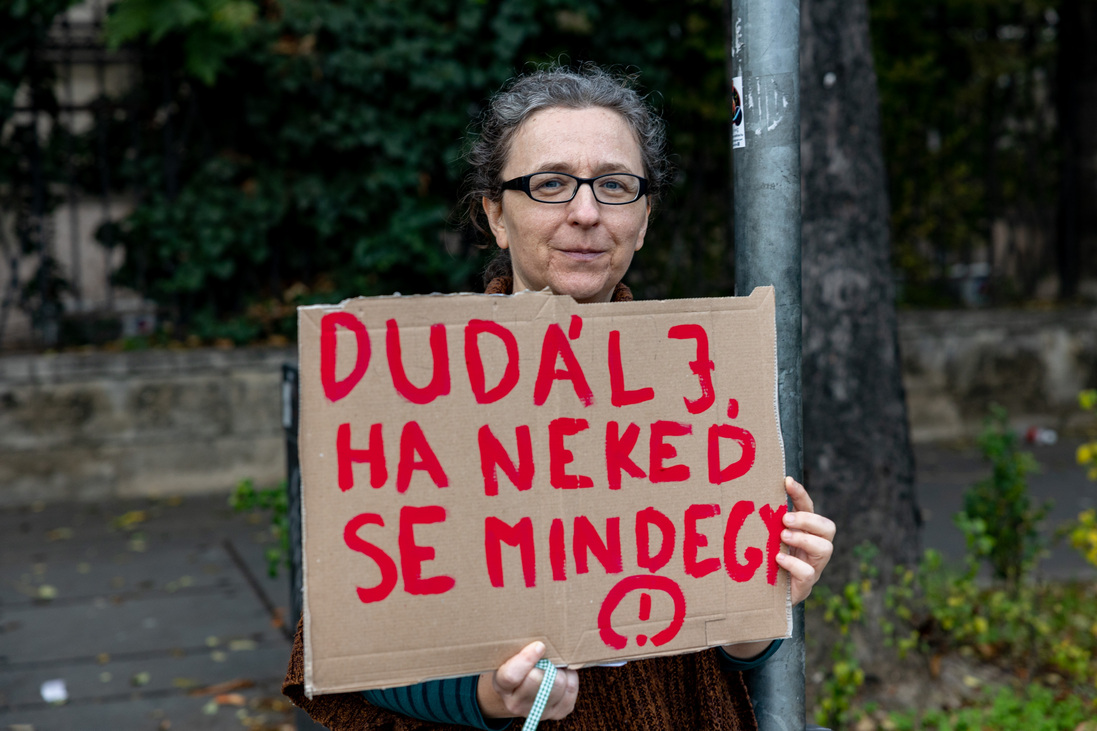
[559,249,606,262]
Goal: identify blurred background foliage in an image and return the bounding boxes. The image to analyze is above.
[0,0,1088,344]
[96,0,734,343]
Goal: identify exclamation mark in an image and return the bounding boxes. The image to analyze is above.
[636,592,652,646]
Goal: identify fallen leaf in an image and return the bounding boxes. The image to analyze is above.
[97,652,111,664]
[215,693,247,706]
[211,651,228,662]
[47,527,73,541]
[229,639,257,652]
[961,675,980,689]
[270,606,286,629]
[172,678,199,689]
[202,700,219,715]
[113,510,148,530]
[99,672,112,683]
[189,678,255,696]
[37,585,57,601]
[254,697,292,713]
[132,671,151,687]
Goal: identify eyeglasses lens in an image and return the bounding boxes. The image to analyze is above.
[527,173,641,204]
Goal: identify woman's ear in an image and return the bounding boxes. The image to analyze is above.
[482,196,509,250]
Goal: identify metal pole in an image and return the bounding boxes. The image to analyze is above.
[728,1,817,730]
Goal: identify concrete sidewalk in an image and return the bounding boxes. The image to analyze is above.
[0,494,298,730]
[2,438,1094,731]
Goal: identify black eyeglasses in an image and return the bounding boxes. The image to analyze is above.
[500,171,648,205]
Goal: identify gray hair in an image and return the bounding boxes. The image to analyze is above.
[466,64,670,254]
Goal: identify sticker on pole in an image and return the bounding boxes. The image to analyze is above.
[732,76,745,149]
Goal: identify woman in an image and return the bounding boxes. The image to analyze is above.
[283,64,836,730]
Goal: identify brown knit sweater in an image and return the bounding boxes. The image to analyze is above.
[281,278,759,731]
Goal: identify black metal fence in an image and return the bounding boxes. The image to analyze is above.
[0,1,153,351]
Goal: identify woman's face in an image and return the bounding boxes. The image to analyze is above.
[483,106,650,304]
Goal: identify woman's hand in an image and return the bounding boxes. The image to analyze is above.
[477,641,579,721]
[779,476,835,606]
[722,477,835,659]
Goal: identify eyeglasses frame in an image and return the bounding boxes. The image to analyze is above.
[499,171,649,205]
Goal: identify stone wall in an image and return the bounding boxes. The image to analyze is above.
[899,308,1097,442]
[0,347,293,506]
[1,308,1095,505]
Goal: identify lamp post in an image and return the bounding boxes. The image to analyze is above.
[728,1,819,729]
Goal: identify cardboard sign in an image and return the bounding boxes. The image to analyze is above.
[298,287,790,695]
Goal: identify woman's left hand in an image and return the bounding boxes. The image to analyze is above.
[778,476,836,605]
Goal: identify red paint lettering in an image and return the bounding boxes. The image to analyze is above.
[568,314,582,340]
[598,575,686,650]
[398,505,454,595]
[708,424,757,484]
[573,516,623,575]
[533,323,594,407]
[605,422,646,490]
[465,320,519,404]
[336,422,386,491]
[386,320,450,404]
[320,312,370,402]
[484,516,536,588]
[684,504,722,578]
[549,418,593,489]
[649,420,692,483]
[759,504,789,586]
[723,500,762,582]
[550,517,567,582]
[608,330,654,407]
[344,513,398,604]
[635,507,675,573]
[478,425,534,496]
[668,324,715,414]
[396,422,449,493]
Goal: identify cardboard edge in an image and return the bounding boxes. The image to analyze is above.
[299,308,316,698]
[295,286,776,316]
[756,286,795,637]
[295,289,533,314]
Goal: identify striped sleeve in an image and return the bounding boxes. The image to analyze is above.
[362,674,513,730]
[717,639,784,671]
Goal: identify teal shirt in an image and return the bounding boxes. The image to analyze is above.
[362,640,782,729]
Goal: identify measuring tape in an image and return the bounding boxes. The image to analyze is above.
[520,659,557,731]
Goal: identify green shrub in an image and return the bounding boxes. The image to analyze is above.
[230,478,289,578]
[888,683,1095,731]
[958,404,1048,584]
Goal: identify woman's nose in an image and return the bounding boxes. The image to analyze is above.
[567,182,601,225]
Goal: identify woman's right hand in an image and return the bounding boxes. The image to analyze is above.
[477,641,579,721]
